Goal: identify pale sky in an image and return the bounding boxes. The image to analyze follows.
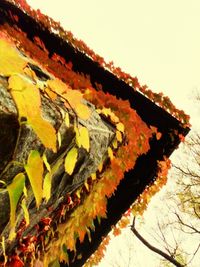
[26,1,200,266]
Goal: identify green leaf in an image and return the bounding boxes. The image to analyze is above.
[64,147,78,175]
[7,173,25,227]
[25,150,44,208]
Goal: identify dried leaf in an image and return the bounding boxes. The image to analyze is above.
[64,147,78,175]
[25,150,44,208]
[7,173,25,228]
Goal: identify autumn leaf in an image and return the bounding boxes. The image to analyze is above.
[108,147,114,160]
[63,89,90,120]
[75,126,90,152]
[116,122,124,133]
[29,116,57,152]
[47,78,69,95]
[64,147,78,175]
[21,198,30,226]
[47,79,91,120]
[25,150,44,208]
[0,39,27,76]
[42,153,51,172]
[8,74,41,118]
[7,173,25,228]
[8,75,57,152]
[43,172,52,201]
[116,131,122,142]
[91,173,96,180]
[65,113,70,127]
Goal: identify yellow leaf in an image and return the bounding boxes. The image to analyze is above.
[110,112,119,123]
[84,181,89,192]
[9,227,16,241]
[101,108,110,117]
[65,113,70,127]
[64,147,78,175]
[21,198,30,226]
[75,126,90,152]
[25,150,44,208]
[8,75,57,152]
[116,122,125,133]
[74,103,91,120]
[116,131,122,142]
[42,153,51,172]
[47,79,91,120]
[23,67,37,81]
[45,87,57,100]
[112,139,118,149]
[8,74,41,118]
[0,39,27,76]
[57,131,62,149]
[75,188,81,199]
[23,185,28,198]
[108,147,114,160]
[47,78,69,95]
[43,172,52,201]
[7,173,25,227]
[29,116,57,153]
[98,162,103,173]
[91,173,96,180]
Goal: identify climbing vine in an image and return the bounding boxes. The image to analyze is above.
[0,2,189,266]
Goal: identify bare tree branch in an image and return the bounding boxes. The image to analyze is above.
[130,218,185,267]
[175,212,200,234]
